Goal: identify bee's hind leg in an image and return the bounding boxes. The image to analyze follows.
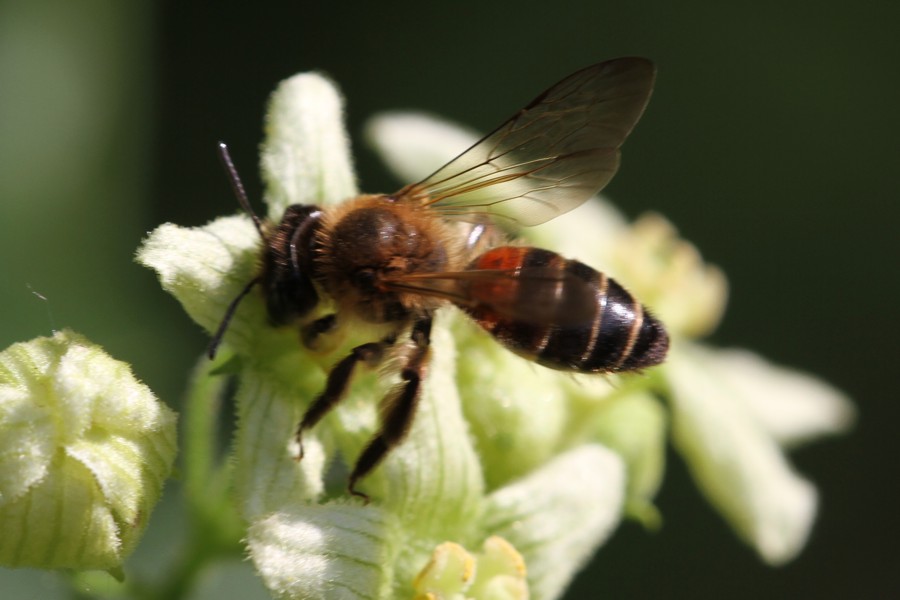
[347,315,433,503]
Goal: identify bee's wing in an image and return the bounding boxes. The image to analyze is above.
[394,57,655,227]
[383,268,599,326]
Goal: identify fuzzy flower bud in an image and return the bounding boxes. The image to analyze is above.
[0,330,176,570]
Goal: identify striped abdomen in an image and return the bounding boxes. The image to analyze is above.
[461,247,668,373]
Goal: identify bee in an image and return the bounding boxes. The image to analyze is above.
[210,57,668,501]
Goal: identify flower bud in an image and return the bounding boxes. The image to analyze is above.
[0,330,176,569]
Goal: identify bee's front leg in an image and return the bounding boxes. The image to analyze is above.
[300,313,338,351]
[294,331,397,460]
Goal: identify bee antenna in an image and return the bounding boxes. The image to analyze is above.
[207,276,261,359]
[217,141,264,238]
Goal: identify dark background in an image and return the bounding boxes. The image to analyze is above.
[1,0,897,597]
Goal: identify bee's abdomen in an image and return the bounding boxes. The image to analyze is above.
[465,247,668,374]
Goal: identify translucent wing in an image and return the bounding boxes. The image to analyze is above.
[383,268,599,326]
[394,57,655,227]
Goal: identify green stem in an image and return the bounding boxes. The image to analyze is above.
[142,353,245,600]
[182,354,229,506]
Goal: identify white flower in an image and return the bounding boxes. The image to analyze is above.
[138,72,854,599]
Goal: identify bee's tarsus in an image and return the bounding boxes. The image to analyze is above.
[348,485,370,505]
[293,435,305,462]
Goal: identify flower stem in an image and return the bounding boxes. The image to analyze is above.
[142,354,245,600]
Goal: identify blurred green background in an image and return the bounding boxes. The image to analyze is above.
[1,0,896,597]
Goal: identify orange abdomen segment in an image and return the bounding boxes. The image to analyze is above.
[463,247,668,373]
[466,247,529,317]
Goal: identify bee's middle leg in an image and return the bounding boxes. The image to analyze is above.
[348,315,433,502]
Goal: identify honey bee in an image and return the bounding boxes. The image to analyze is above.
[210,57,668,501]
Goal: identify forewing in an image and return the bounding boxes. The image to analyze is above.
[395,57,655,227]
[383,268,599,326]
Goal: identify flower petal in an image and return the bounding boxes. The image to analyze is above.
[482,444,625,600]
[592,391,666,528]
[0,340,56,506]
[665,343,818,565]
[247,503,391,600]
[365,112,480,184]
[707,348,855,446]
[451,314,572,489]
[137,215,270,359]
[233,369,328,521]
[609,213,727,337]
[262,73,357,218]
